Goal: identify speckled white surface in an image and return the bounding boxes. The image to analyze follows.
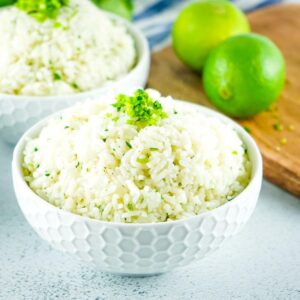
[1,139,300,300]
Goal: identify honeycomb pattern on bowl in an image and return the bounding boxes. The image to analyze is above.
[0,97,83,144]
[14,166,260,275]
[12,97,262,276]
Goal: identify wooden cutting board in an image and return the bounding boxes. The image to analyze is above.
[147,4,300,197]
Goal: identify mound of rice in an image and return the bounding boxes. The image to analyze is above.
[23,89,251,223]
[0,0,136,96]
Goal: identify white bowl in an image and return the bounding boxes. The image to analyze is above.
[0,13,150,145]
[12,101,262,276]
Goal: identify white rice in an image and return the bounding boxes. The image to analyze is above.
[0,0,136,96]
[23,89,251,223]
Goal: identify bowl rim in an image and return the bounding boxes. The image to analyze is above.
[0,11,149,101]
[12,99,263,228]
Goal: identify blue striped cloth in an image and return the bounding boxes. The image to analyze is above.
[133,0,299,50]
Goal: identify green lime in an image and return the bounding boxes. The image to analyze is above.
[172,0,250,72]
[92,0,133,20]
[203,33,286,118]
[0,0,16,8]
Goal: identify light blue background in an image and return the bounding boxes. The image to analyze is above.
[133,0,300,49]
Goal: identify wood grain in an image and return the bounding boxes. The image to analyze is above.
[147,4,300,197]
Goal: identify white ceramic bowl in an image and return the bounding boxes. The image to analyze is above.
[0,13,150,145]
[12,101,262,276]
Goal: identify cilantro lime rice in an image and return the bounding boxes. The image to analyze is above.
[22,89,251,223]
[0,0,136,96]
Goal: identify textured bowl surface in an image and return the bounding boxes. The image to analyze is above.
[0,13,150,144]
[12,101,262,276]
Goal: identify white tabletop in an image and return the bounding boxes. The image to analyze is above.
[1,139,299,300]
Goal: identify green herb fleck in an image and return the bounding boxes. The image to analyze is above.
[102,138,107,142]
[71,82,79,90]
[232,150,238,155]
[64,125,69,129]
[53,72,61,81]
[273,123,283,131]
[150,147,158,151]
[112,89,168,128]
[136,157,149,164]
[173,110,178,114]
[45,172,50,177]
[112,116,119,122]
[53,22,62,28]
[126,141,132,149]
[244,126,251,133]
[28,162,35,170]
[127,203,134,211]
[75,162,80,168]
[16,0,69,22]
[33,147,38,152]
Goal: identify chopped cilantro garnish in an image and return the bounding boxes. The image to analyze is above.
[16,0,69,22]
[33,147,38,152]
[53,72,61,81]
[150,147,158,151]
[45,172,50,177]
[126,141,132,149]
[232,150,238,155]
[127,203,134,211]
[136,157,149,164]
[173,110,178,114]
[102,138,107,142]
[112,116,119,122]
[71,82,79,90]
[273,123,283,131]
[64,126,69,129]
[112,89,168,128]
[244,126,251,133]
[53,22,62,28]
